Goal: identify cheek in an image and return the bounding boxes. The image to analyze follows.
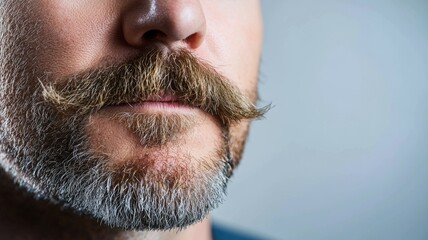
[22,0,118,75]
[229,120,251,167]
[198,0,262,98]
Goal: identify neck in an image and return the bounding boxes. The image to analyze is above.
[0,169,212,240]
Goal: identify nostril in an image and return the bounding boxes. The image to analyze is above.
[184,32,204,48]
[143,30,167,42]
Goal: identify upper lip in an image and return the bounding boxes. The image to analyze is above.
[113,93,181,107]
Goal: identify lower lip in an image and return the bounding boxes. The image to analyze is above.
[113,101,197,114]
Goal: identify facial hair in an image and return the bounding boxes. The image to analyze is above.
[0,43,268,231]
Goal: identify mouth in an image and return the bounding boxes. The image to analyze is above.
[107,93,198,114]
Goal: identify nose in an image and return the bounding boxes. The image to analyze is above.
[122,0,207,49]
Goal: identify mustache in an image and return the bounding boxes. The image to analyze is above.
[40,49,268,125]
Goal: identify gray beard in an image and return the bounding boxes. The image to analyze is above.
[0,97,231,230]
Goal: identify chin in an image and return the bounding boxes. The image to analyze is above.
[41,108,232,230]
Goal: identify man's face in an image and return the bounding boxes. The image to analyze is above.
[0,0,264,230]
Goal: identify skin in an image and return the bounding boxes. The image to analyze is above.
[0,0,263,239]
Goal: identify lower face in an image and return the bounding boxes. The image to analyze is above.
[0,0,263,230]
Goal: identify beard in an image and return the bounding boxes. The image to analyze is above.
[0,43,267,231]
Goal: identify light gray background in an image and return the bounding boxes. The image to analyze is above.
[212,1,428,239]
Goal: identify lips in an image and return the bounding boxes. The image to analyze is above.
[108,93,197,114]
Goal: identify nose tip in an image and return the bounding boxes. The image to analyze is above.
[122,0,207,49]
